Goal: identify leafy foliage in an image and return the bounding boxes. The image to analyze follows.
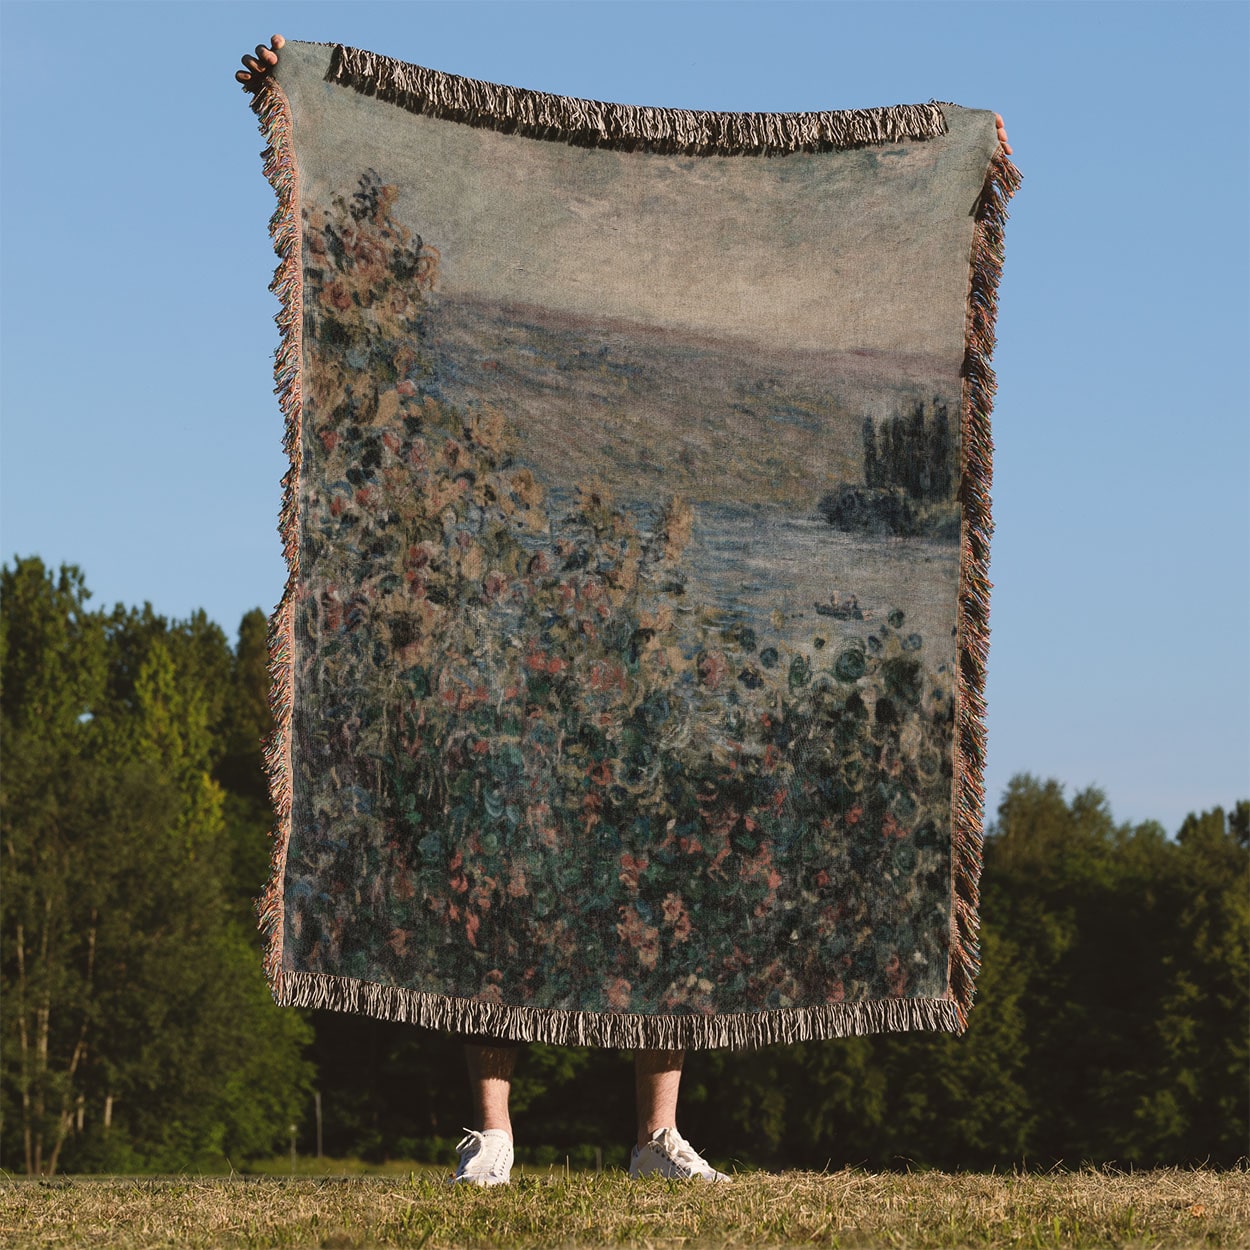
[0,558,312,1174]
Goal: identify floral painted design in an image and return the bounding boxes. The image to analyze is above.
[284,173,958,1019]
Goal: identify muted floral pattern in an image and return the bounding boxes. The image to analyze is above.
[285,173,957,1017]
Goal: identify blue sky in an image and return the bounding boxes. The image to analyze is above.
[2,1,1246,835]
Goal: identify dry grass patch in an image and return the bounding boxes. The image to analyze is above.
[0,1166,1246,1248]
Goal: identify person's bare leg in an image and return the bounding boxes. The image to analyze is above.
[635,1048,684,1146]
[464,1044,517,1138]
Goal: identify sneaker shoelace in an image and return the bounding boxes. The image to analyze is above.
[456,1127,510,1178]
[657,1128,713,1177]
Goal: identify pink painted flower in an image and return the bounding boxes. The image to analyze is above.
[618,853,647,891]
[698,650,729,689]
[606,977,632,1010]
[616,906,661,971]
[885,953,908,997]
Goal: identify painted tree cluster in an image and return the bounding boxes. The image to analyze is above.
[817,400,960,539]
[862,400,954,503]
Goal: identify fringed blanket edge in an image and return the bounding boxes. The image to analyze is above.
[276,968,962,1047]
[323,43,948,154]
[253,76,303,1006]
[950,150,1022,1029]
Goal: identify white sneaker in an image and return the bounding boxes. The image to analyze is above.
[629,1127,730,1180]
[452,1127,513,1185]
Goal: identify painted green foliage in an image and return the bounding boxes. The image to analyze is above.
[288,174,957,1014]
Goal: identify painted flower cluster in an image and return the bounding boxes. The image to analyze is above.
[287,172,956,1016]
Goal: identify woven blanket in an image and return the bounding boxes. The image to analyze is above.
[251,41,1019,1048]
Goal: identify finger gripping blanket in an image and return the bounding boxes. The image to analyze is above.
[250,41,1020,1048]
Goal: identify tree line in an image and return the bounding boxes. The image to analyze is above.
[2,556,1245,1173]
[862,399,954,504]
[817,399,961,538]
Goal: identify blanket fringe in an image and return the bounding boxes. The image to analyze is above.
[325,43,947,154]
[277,968,962,1048]
[951,149,1022,1028]
[250,77,304,1001]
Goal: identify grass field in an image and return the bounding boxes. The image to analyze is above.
[1,1165,1247,1248]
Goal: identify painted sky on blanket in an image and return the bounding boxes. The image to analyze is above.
[283,37,994,358]
[1,1,1246,836]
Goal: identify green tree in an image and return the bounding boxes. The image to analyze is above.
[0,559,313,1173]
[1139,803,1249,1162]
[213,608,277,926]
[981,776,1248,1166]
[0,558,108,1173]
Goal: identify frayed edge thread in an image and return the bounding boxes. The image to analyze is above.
[951,150,1022,1028]
[250,79,304,998]
[277,969,962,1049]
[325,43,947,155]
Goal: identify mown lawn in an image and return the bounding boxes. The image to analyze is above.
[1,1166,1247,1248]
